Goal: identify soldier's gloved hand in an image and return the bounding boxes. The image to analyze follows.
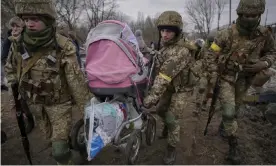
[243,61,269,73]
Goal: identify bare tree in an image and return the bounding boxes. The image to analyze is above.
[143,16,159,44]
[110,11,131,22]
[83,0,118,30]
[215,0,227,31]
[185,0,216,38]
[55,0,83,30]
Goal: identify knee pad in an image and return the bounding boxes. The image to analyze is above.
[52,140,71,164]
[222,103,236,122]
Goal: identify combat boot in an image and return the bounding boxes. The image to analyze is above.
[158,125,168,139]
[218,121,227,138]
[227,135,241,165]
[57,150,86,165]
[163,145,176,165]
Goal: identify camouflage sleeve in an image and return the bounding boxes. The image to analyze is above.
[204,29,230,80]
[4,43,17,85]
[260,33,276,67]
[62,41,93,113]
[144,47,191,106]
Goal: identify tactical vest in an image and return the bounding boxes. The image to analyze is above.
[12,34,73,105]
[156,39,197,93]
[219,24,270,83]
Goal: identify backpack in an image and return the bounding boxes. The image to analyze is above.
[85,20,149,99]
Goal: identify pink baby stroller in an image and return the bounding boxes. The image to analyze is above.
[70,20,156,164]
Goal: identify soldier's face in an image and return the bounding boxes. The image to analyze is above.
[160,29,176,42]
[22,16,46,32]
[11,24,23,37]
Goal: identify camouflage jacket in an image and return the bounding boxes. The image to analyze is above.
[144,38,193,106]
[5,33,92,111]
[207,24,276,83]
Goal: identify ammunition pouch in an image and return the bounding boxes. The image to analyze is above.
[20,78,71,105]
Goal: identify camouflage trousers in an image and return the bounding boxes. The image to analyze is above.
[156,89,179,147]
[171,90,198,155]
[156,89,197,147]
[195,82,213,112]
[27,101,77,164]
[28,101,72,142]
[219,77,251,137]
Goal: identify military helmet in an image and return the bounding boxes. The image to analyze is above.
[156,11,183,30]
[15,0,56,19]
[236,0,266,15]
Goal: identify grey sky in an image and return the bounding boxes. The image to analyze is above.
[117,0,276,31]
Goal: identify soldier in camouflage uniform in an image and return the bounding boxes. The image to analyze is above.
[193,38,207,114]
[196,34,216,112]
[143,11,196,164]
[5,0,92,164]
[206,0,276,164]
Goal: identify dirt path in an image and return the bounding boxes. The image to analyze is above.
[1,90,276,165]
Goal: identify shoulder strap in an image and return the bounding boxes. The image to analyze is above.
[18,34,71,83]
[18,51,44,83]
[55,33,75,60]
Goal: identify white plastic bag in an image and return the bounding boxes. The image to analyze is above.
[84,97,125,161]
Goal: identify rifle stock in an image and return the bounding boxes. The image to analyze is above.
[203,77,220,136]
[11,83,32,165]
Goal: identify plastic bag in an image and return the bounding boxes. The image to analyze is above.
[84,98,125,161]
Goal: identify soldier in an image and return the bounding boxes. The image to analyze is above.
[192,38,206,114]
[196,34,216,112]
[5,0,92,164]
[1,17,25,91]
[143,11,196,164]
[206,0,276,164]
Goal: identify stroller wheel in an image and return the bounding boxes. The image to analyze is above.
[145,115,156,146]
[70,119,86,154]
[125,129,142,165]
